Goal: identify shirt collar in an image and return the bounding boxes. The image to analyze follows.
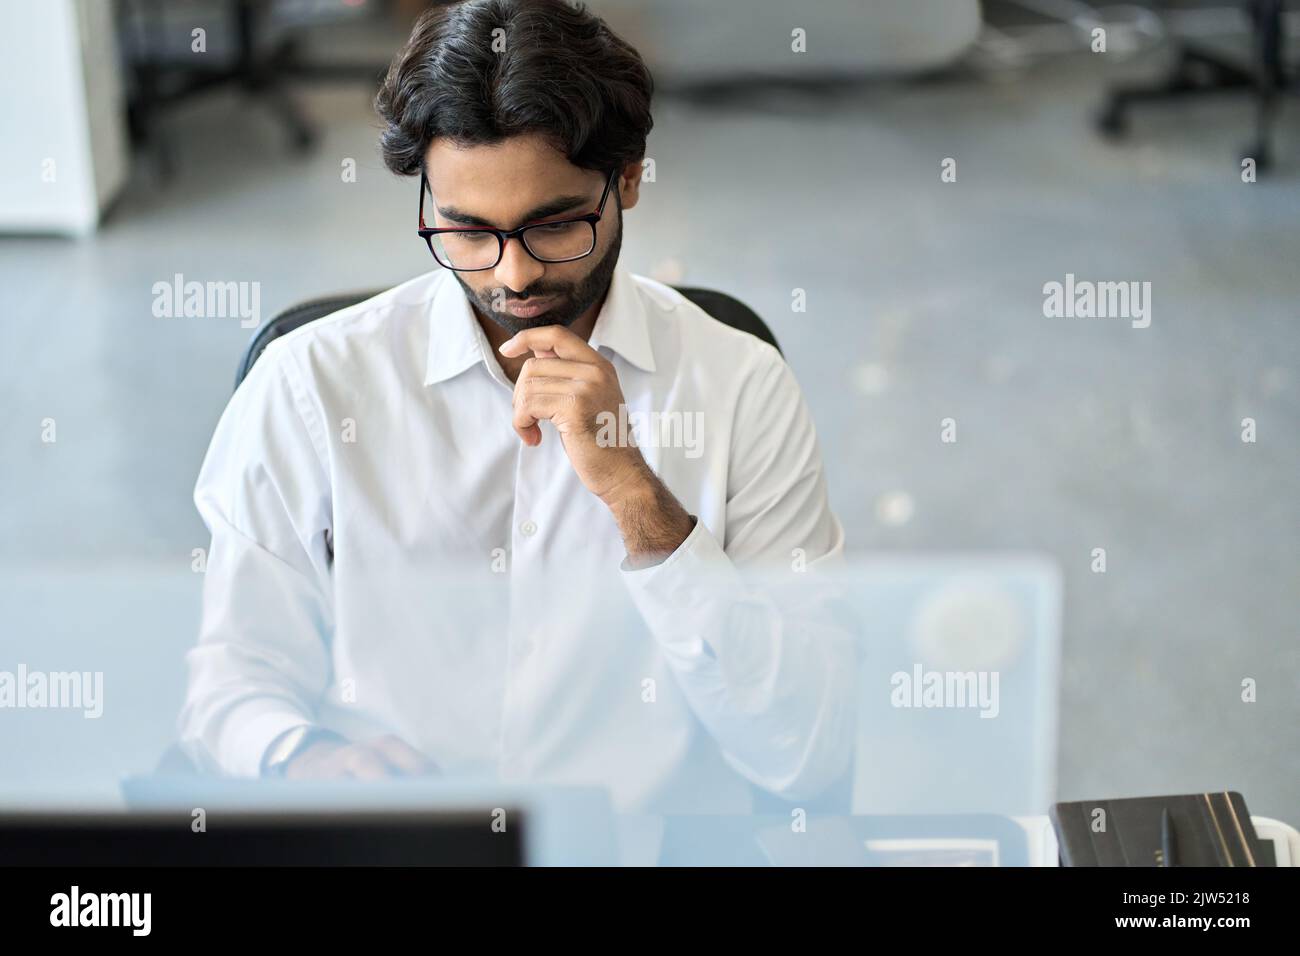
[423,270,495,387]
[424,262,656,387]
[587,262,657,374]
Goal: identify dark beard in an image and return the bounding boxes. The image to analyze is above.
[454,203,623,336]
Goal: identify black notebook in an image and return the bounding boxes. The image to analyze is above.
[1050,791,1274,866]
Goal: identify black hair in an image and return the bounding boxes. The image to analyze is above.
[376,0,654,177]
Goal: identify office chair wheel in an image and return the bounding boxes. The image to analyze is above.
[291,126,318,154]
[1096,101,1128,138]
[1244,143,1272,172]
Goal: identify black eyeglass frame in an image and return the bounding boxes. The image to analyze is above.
[417,168,619,271]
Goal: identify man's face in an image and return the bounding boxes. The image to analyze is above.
[423,135,637,335]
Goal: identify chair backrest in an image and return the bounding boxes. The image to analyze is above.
[235,284,780,390]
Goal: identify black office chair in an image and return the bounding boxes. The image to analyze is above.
[235,285,781,390]
[1097,0,1295,170]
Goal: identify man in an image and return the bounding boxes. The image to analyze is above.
[178,0,856,813]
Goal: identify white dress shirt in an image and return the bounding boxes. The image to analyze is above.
[178,261,858,813]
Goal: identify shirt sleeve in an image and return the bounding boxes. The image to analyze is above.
[176,342,336,778]
[619,344,859,801]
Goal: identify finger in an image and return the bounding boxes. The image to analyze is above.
[372,736,438,775]
[513,392,572,444]
[344,748,397,780]
[499,325,602,363]
[516,375,586,392]
[516,391,575,416]
[515,374,591,404]
[511,375,562,412]
[517,358,601,383]
[511,397,541,446]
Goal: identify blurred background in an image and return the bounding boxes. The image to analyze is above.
[0,0,1296,825]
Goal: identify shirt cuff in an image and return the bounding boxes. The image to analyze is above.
[219,704,315,779]
[619,516,748,662]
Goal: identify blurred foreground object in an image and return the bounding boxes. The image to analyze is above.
[1052,791,1276,865]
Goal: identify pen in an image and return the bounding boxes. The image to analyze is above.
[1161,807,1178,867]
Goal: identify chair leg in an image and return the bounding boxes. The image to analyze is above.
[1244,0,1285,169]
[1097,0,1293,172]
[262,67,319,153]
[234,0,318,154]
[1097,44,1255,137]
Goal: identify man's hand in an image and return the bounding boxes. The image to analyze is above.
[282,734,438,780]
[499,326,694,566]
[499,325,644,502]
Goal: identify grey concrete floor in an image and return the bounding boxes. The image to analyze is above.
[1,49,1296,818]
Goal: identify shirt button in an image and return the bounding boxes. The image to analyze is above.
[520,519,538,537]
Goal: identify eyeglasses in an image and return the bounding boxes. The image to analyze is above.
[418,169,618,272]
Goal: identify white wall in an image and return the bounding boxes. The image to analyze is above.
[0,0,129,235]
